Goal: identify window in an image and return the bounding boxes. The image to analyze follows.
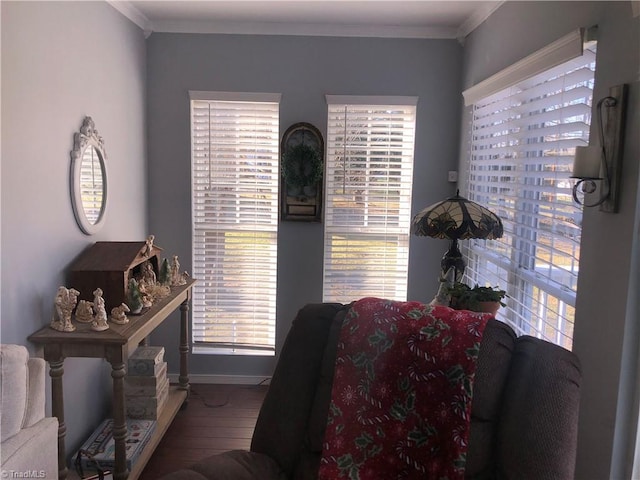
[190,91,281,355]
[323,96,417,303]
[462,30,597,350]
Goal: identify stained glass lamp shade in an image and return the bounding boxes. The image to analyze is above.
[412,191,503,281]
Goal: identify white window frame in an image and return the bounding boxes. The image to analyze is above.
[189,91,281,356]
[323,95,418,303]
[461,29,597,350]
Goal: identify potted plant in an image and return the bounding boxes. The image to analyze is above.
[446,282,507,315]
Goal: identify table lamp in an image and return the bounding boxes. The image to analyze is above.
[412,190,503,282]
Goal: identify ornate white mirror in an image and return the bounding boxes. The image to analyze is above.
[70,116,107,235]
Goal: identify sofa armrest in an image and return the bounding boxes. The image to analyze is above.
[1,416,58,478]
[496,336,581,480]
[24,357,47,427]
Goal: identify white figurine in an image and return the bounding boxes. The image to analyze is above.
[170,255,186,286]
[142,234,155,257]
[50,286,80,332]
[170,255,180,286]
[142,262,157,286]
[75,299,94,323]
[91,288,109,332]
[110,303,130,325]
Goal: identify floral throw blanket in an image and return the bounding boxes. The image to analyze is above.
[319,297,492,480]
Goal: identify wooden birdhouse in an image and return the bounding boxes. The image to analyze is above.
[67,240,163,311]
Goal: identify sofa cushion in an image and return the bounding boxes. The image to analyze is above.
[24,357,47,428]
[1,417,58,478]
[496,335,581,479]
[157,469,209,480]
[465,319,517,478]
[292,305,348,479]
[190,450,286,480]
[251,303,346,476]
[159,451,285,480]
[1,344,30,442]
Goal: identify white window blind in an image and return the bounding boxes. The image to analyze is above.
[463,36,596,350]
[323,96,417,303]
[79,147,105,224]
[190,91,281,355]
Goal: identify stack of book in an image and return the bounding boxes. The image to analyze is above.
[125,346,169,420]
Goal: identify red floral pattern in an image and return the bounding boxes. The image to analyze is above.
[319,297,491,480]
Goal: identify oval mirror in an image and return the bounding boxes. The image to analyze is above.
[70,117,107,235]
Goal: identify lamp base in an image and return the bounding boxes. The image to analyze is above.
[441,239,465,283]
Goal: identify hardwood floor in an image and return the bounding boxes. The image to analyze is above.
[139,383,268,479]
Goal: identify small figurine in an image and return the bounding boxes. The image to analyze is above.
[142,293,153,308]
[142,262,156,286]
[142,234,155,257]
[170,255,186,286]
[50,286,80,332]
[110,303,130,325]
[75,299,94,323]
[91,288,109,332]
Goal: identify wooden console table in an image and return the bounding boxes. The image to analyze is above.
[28,279,195,480]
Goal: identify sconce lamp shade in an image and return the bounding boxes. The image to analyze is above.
[572,146,602,179]
[412,191,504,241]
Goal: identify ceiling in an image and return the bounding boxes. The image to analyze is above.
[109,1,504,40]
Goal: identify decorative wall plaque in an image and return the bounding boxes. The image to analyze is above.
[280,122,324,222]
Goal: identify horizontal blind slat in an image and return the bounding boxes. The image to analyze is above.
[323,99,416,304]
[464,42,596,351]
[191,95,280,352]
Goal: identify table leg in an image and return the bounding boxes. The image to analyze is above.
[110,360,128,480]
[50,358,67,480]
[179,299,190,404]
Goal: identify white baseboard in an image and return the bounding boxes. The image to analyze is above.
[168,373,271,385]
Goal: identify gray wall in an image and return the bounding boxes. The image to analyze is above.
[460,2,640,478]
[1,0,147,456]
[146,33,463,378]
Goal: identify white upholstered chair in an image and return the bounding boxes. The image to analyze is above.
[1,344,58,478]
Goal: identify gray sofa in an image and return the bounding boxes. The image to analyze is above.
[160,302,581,480]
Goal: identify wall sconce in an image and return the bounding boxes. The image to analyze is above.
[571,84,628,213]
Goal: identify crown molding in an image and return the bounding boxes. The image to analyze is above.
[150,19,457,39]
[457,0,504,43]
[107,1,153,38]
[107,1,500,40]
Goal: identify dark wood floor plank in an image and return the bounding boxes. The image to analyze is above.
[138,384,267,479]
[165,425,255,439]
[174,416,259,428]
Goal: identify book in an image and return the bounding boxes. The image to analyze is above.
[125,362,168,396]
[126,377,170,420]
[75,418,156,473]
[128,346,165,376]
